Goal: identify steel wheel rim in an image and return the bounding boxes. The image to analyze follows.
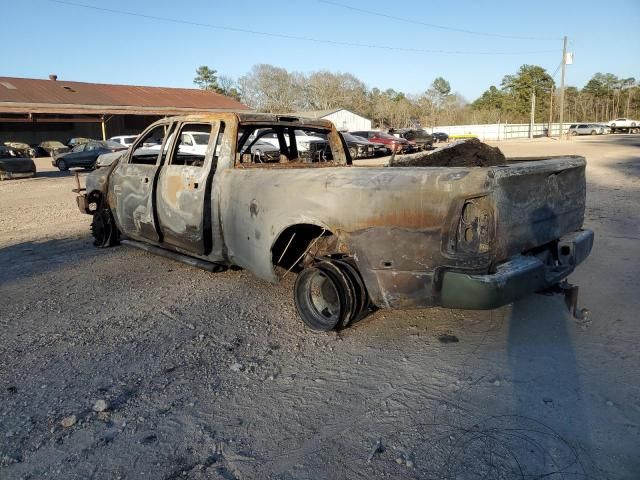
[294,266,343,330]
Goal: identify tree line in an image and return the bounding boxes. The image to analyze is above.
[194,65,639,127]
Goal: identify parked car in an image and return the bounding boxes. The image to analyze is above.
[38,141,70,157]
[432,132,450,143]
[239,134,281,163]
[3,141,36,158]
[66,137,93,149]
[75,112,593,331]
[54,140,127,171]
[389,128,434,150]
[109,135,138,146]
[340,132,380,159]
[350,130,410,153]
[0,146,36,180]
[607,118,638,132]
[568,124,605,136]
[255,128,328,161]
[350,135,390,156]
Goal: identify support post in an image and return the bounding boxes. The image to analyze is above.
[548,85,554,136]
[101,116,107,141]
[559,35,567,138]
[529,88,536,139]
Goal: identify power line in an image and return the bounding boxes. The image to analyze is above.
[47,0,557,56]
[318,0,560,41]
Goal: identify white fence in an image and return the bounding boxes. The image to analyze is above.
[428,123,574,141]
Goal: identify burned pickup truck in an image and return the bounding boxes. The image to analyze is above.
[75,113,593,331]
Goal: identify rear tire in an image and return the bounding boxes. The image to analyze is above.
[294,265,344,331]
[332,258,370,325]
[293,258,371,331]
[57,159,68,171]
[591,130,596,135]
[571,130,578,136]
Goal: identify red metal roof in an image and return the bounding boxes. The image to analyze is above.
[0,76,248,115]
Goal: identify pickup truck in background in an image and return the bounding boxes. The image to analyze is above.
[75,112,594,331]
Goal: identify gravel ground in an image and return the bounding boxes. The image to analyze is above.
[1,135,639,479]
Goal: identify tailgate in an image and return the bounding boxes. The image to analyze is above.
[491,156,586,259]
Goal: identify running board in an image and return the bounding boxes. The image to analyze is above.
[121,239,227,273]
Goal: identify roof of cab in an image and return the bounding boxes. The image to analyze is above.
[155,112,335,129]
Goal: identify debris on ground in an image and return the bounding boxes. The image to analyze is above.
[367,438,385,462]
[230,362,244,372]
[60,415,77,428]
[438,333,459,343]
[389,138,507,167]
[92,399,110,412]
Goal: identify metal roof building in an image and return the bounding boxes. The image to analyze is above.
[291,108,371,132]
[0,75,248,143]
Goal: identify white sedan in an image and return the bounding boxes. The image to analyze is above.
[608,118,639,129]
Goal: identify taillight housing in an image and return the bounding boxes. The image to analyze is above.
[456,197,492,254]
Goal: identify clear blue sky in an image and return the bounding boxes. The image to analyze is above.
[2,0,639,100]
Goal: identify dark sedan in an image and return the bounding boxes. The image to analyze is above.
[389,128,434,150]
[4,142,37,158]
[54,141,127,171]
[432,132,449,143]
[341,132,387,158]
[0,146,36,180]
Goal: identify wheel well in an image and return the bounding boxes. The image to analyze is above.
[271,224,336,272]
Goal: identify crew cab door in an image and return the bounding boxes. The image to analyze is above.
[110,121,175,243]
[155,121,222,255]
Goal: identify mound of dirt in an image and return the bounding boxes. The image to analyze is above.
[389,138,506,167]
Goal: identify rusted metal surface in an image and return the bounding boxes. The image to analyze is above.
[0,76,248,115]
[79,112,591,310]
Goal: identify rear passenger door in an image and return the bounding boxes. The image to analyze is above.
[155,121,224,256]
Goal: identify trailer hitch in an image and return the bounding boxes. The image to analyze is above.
[546,280,589,320]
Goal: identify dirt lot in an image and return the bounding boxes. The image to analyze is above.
[1,135,639,479]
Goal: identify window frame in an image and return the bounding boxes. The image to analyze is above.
[166,122,216,168]
[128,121,173,166]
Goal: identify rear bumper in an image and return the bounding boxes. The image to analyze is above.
[439,229,594,310]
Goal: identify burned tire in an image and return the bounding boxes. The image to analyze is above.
[332,259,370,325]
[294,265,345,331]
[293,259,371,331]
[91,207,120,248]
[315,261,356,329]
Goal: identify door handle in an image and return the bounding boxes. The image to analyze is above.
[143,177,149,183]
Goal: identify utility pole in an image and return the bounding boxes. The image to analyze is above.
[559,35,568,138]
[548,85,554,136]
[529,88,536,138]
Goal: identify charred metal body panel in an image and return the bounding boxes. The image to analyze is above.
[79,113,593,312]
